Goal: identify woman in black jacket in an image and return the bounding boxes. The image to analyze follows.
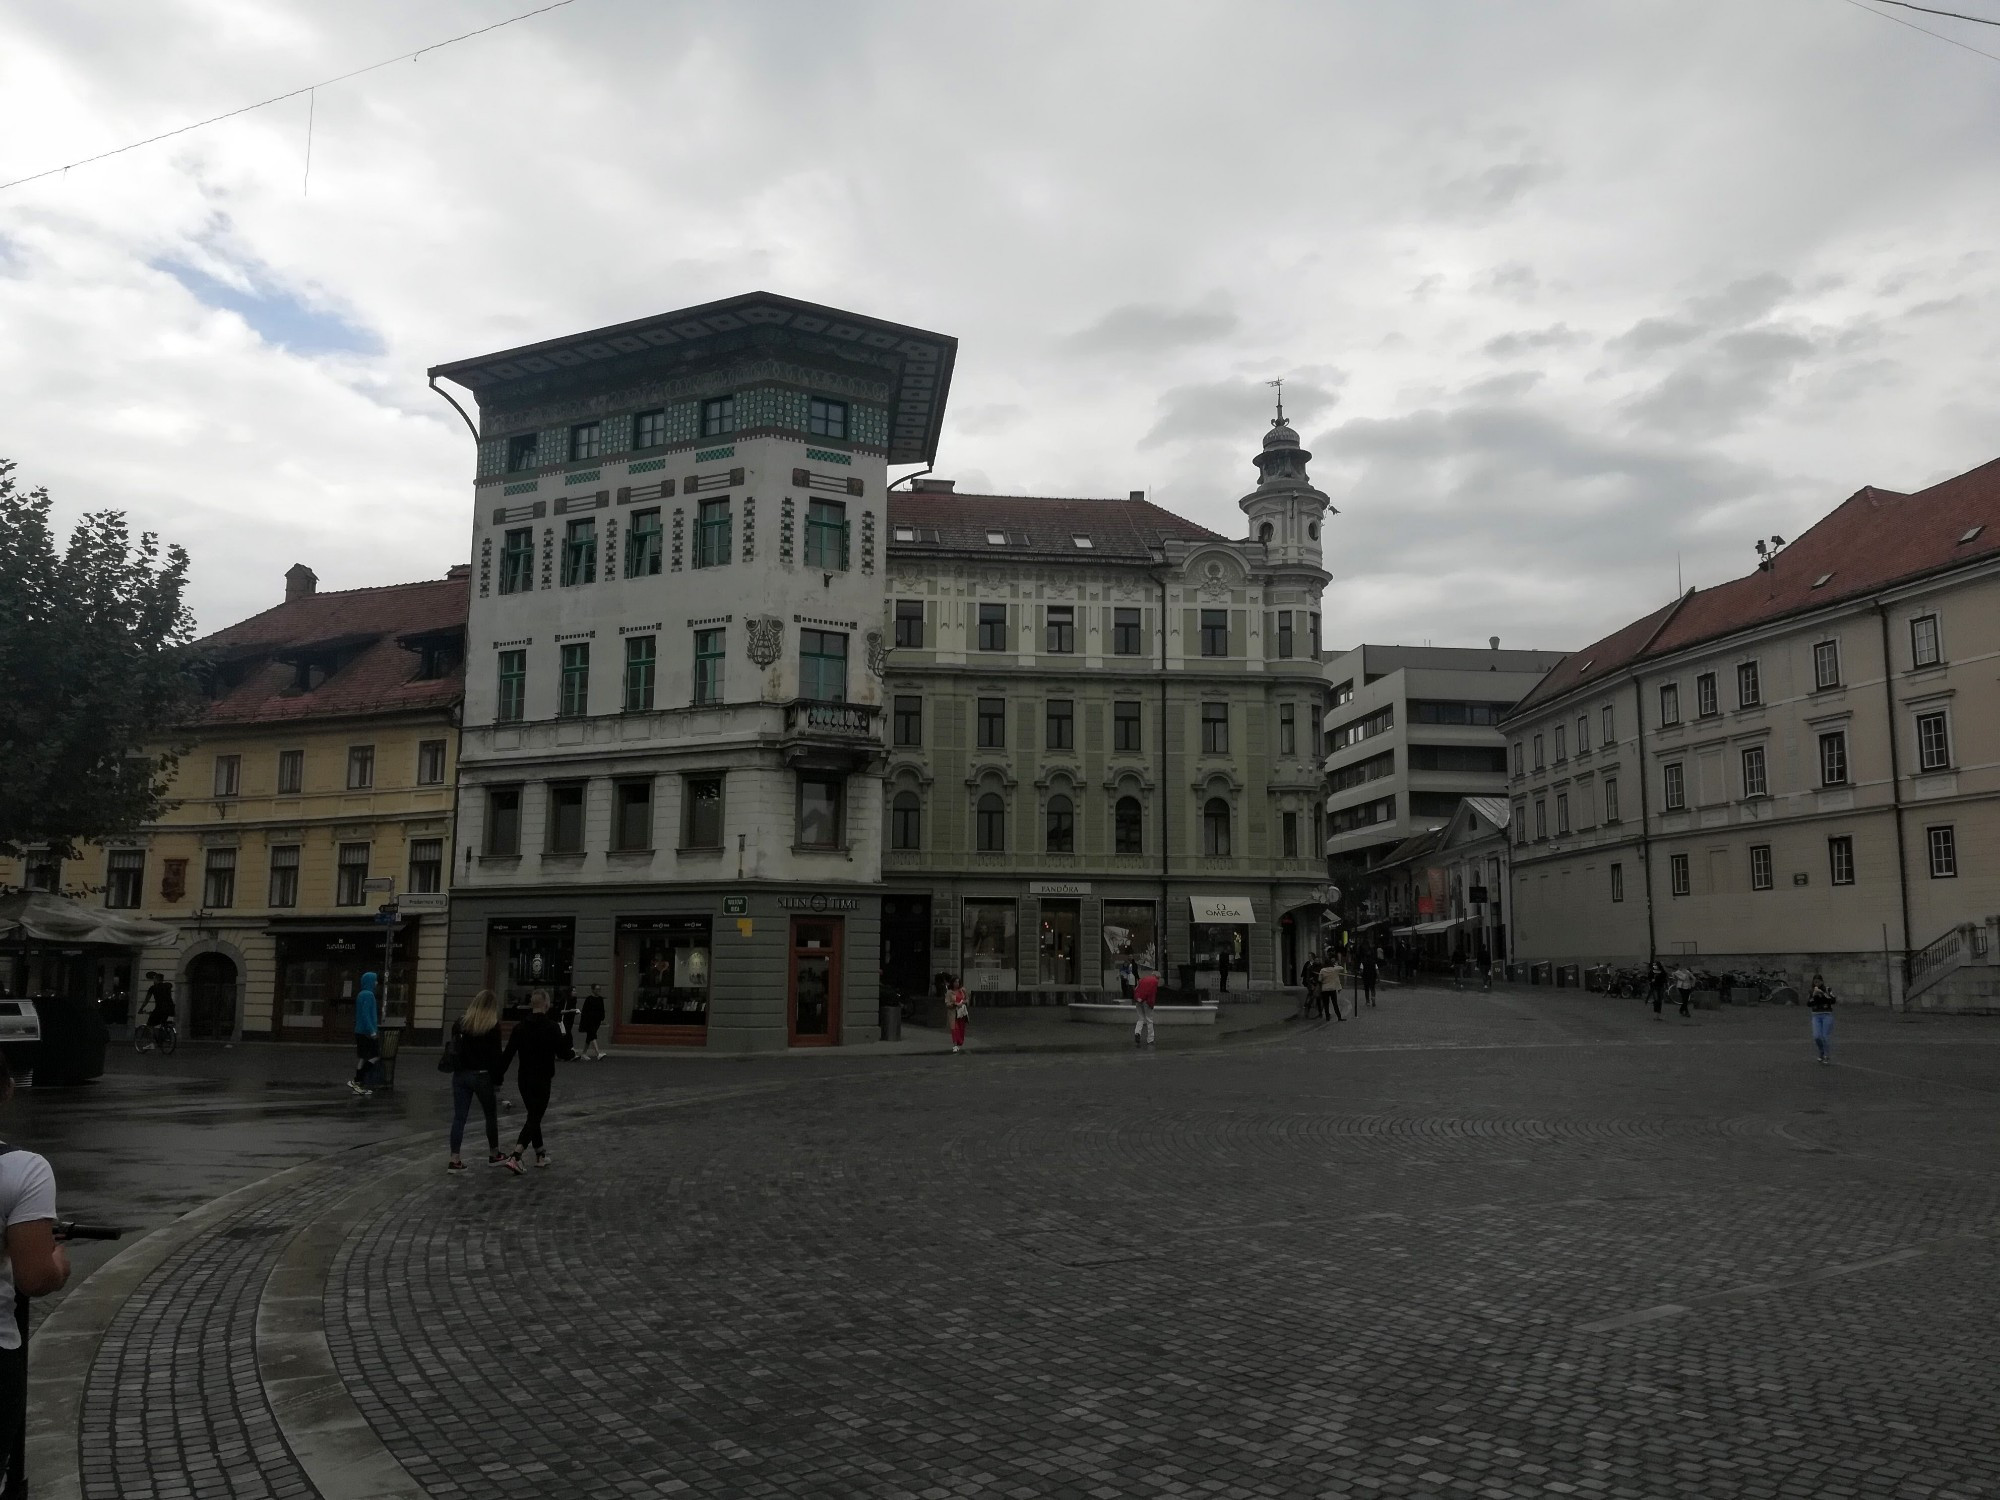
[500,989,572,1169]
[446,990,513,1173]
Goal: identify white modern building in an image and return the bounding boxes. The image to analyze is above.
[431,293,956,1050]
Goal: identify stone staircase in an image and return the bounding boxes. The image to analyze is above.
[1906,917,2000,1011]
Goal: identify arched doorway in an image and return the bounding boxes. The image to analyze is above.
[186,953,238,1040]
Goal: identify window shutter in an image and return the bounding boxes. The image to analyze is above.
[846,476,864,497]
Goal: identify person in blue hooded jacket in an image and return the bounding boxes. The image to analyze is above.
[347,971,381,1097]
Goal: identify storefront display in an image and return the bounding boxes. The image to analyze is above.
[1038,899,1080,986]
[1100,901,1157,988]
[616,916,711,1036]
[961,899,1017,991]
[486,918,574,1021]
[276,930,416,1036]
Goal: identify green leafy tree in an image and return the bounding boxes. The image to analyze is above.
[0,460,200,860]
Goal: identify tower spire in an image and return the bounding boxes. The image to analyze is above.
[1267,377,1285,427]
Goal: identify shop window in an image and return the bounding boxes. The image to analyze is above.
[613,780,653,851]
[682,775,723,850]
[267,845,299,907]
[546,782,587,854]
[796,773,845,849]
[1046,606,1075,654]
[105,849,145,909]
[617,917,710,1029]
[1039,899,1080,985]
[976,792,1006,852]
[213,754,240,798]
[890,791,922,850]
[1102,901,1157,985]
[499,528,534,593]
[624,636,656,712]
[488,919,574,1023]
[417,739,447,785]
[487,786,522,856]
[335,843,370,906]
[693,628,725,706]
[1202,797,1232,856]
[1112,607,1142,656]
[1114,796,1143,854]
[893,696,923,747]
[408,838,444,894]
[561,518,597,585]
[278,749,304,794]
[347,744,374,790]
[894,600,924,648]
[1045,794,1075,854]
[625,509,662,577]
[799,629,848,702]
[962,899,1018,989]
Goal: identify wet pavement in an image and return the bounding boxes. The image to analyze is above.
[23,991,2000,1499]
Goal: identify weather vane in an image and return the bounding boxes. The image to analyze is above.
[1267,376,1285,426]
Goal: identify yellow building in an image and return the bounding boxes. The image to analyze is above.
[3,564,468,1039]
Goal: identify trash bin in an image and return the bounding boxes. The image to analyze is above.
[879,1004,901,1043]
[30,994,106,1086]
[372,1026,403,1089]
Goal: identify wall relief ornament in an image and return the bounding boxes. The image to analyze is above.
[865,630,888,679]
[745,615,784,667]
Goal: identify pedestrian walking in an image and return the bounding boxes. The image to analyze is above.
[0,1056,71,1499]
[947,975,971,1053]
[559,989,580,1058]
[1807,974,1837,1064]
[1672,964,1696,1021]
[347,970,381,1097]
[1360,950,1379,1009]
[1319,955,1345,1021]
[500,990,572,1169]
[1132,966,1158,1048]
[443,990,516,1174]
[1647,960,1668,1021]
[577,983,607,1061]
[1300,954,1321,1019]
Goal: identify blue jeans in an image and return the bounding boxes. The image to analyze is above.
[450,1070,498,1155]
[1811,1013,1834,1058]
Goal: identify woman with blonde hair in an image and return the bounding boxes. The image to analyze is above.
[444,990,518,1174]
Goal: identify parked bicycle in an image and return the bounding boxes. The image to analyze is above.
[134,1019,179,1055]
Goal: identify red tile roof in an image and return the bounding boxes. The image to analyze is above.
[887,492,1223,561]
[194,575,468,727]
[1510,455,2000,717]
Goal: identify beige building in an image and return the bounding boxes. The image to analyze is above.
[1,566,468,1038]
[1503,456,2000,1009]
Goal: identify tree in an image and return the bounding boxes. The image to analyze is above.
[0,460,200,860]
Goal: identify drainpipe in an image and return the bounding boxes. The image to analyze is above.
[1154,568,1173,989]
[1634,676,1658,964]
[1875,603,1914,1006]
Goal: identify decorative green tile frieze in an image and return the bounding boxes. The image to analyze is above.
[601,413,632,453]
[503,480,540,496]
[804,447,852,466]
[564,469,601,485]
[695,445,736,463]
[629,457,668,474]
[477,440,507,479]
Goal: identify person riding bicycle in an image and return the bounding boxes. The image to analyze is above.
[137,974,175,1050]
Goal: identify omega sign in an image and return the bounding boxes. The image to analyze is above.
[777,895,860,912]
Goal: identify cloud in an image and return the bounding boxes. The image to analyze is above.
[1061,294,1237,356]
[1483,324,1583,358]
[1140,374,1342,449]
[1624,327,1819,434]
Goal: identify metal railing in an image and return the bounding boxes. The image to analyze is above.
[782,699,880,737]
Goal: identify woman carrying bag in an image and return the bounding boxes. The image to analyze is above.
[442,990,518,1174]
[947,975,970,1054]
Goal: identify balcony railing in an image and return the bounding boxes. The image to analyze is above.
[782,699,879,738]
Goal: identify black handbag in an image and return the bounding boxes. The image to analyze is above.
[437,1026,461,1074]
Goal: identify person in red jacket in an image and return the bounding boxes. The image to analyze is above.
[1132,967,1159,1049]
[946,975,970,1053]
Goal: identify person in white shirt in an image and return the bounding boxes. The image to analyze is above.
[0,1058,70,1498]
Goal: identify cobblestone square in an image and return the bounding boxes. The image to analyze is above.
[36,989,2000,1499]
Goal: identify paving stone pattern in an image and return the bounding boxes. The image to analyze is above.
[318,995,2000,1499]
[79,1170,361,1500]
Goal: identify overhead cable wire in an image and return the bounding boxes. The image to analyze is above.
[1833,0,2000,60]
[1869,0,2000,24]
[0,0,582,193]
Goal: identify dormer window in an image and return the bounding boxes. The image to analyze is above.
[1960,526,1984,545]
[893,526,917,543]
[1812,573,1833,589]
[986,531,1007,545]
[1071,534,1094,549]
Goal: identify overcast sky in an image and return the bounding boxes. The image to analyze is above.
[4,0,1999,650]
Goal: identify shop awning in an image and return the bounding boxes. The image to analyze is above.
[1189,895,1256,924]
[1408,918,1462,935]
[0,892,177,948]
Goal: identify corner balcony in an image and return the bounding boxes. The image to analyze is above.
[778,698,882,770]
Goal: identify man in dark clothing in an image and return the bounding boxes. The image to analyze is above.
[578,985,607,1061]
[499,990,573,1169]
[1359,951,1379,1009]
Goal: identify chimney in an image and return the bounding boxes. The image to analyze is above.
[285,564,318,603]
[1489,636,1500,651]
[1130,490,1145,502]
[910,478,956,493]
[446,563,472,581]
